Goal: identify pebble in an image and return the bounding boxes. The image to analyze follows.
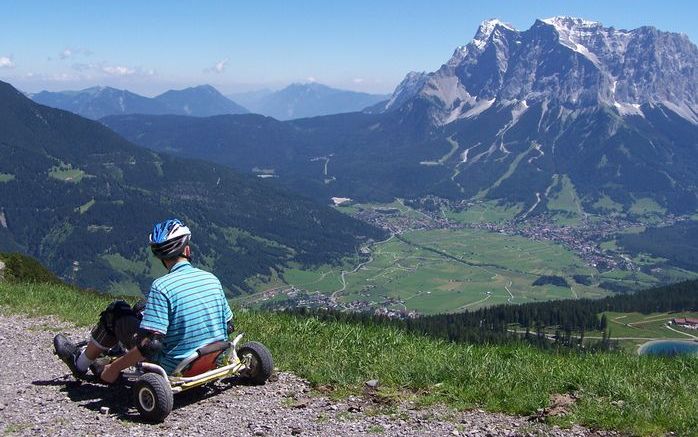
[365,379,379,389]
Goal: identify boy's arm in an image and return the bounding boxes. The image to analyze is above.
[100,347,145,383]
[100,328,166,383]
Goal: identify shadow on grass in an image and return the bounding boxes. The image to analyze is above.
[32,374,250,423]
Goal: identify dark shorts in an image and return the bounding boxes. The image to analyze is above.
[90,300,142,350]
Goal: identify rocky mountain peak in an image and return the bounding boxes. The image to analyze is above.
[384,71,428,111]
[381,17,698,125]
[472,19,516,50]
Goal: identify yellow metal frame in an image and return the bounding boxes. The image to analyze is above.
[119,333,250,394]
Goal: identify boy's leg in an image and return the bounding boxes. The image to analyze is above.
[87,300,133,352]
[55,300,140,378]
[113,311,141,350]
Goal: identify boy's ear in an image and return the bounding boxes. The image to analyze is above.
[183,245,191,257]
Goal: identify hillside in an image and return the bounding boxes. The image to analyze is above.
[31,84,248,119]
[104,18,698,215]
[153,85,249,117]
[0,80,384,294]
[102,110,446,203]
[229,83,389,120]
[0,252,62,284]
[0,274,696,435]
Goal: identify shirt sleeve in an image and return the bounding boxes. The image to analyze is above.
[140,285,170,334]
[221,282,233,322]
[224,299,233,322]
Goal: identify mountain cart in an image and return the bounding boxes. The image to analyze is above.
[76,333,273,422]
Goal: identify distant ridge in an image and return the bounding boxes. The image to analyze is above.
[32,84,248,119]
[229,82,389,120]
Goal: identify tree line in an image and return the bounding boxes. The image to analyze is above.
[284,279,698,351]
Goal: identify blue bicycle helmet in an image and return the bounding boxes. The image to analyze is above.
[149,218,191,260]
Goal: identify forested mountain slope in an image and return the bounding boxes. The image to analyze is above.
[0,81,384,294]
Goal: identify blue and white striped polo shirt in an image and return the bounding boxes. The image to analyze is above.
[140,261,233,374]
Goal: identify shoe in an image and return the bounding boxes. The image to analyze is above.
[89,360,105,379]
[53,334,87,380]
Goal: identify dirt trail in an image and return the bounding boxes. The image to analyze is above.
[0,311,603,436]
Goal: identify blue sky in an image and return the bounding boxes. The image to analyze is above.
[1,0,695,95]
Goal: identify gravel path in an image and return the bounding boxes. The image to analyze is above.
[0,312,613,436]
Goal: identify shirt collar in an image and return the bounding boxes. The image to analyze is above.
[169,260,191,273]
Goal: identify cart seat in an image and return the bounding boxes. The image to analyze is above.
[177,340,231,377]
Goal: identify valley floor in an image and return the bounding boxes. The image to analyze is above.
[0,311,599,436]
[242,199,698,319]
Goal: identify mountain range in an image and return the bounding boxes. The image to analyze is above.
[0,80,384,294]
[105,17,698,216]
[31,84,249,119]
[30,82,389,122]
[229,82,389,120]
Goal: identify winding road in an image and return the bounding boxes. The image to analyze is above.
[331,234,395,299]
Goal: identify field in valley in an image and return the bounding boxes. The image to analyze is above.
[272,227,607,314]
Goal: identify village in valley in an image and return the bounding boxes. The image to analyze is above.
[249,285,419,320]
[346,196,686,274]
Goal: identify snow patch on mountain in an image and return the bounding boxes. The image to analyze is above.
[462,98,496,119]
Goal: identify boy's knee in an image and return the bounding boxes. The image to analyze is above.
[98,300,134,335]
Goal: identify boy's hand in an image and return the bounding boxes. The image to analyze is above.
[100,363,120,384]
[99,347,146,384]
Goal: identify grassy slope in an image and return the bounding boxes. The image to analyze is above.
[1,282,697,435]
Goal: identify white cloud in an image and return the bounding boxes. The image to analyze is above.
[214,59,228,73]
[352,78,365,84]
[306,76,317,82]
[0,56,15,69]
[102,65,135,76]
[205,58,229,74]
[69,62,154,79]
[58,47,92,60]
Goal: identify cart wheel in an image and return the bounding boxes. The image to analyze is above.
[133,373,173,422]
[238,341,273,385]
